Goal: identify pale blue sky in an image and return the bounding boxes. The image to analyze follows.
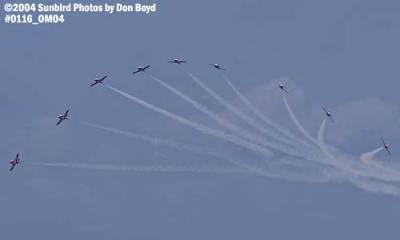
[2,0,400,239]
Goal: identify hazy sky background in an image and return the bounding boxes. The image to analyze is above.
[2,0,400,239]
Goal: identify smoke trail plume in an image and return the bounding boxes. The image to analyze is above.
[82,122,331,182]
[222,75,308,148]
[283,94,318,145]
[150,75,307,158]
[360,147,384,163]
[32,162,247,174]
[318,119,400,183]
[148,75,278,153]
[105,84,273,157]
[184,72,306,157]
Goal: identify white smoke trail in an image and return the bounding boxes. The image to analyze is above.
[83,121,330,182]
[317,118,370,173]
[282,94,327,164]
[103,85,400,196]
[82,121,262,169]
[360,147,384,164]
[222,75,308,147]
[184,72,306,157]
[32,162,247,174]
[82,121,230,160]
[350,177,400,197]
[318,119,400,184]
[283,94,319,146]
[282,92,400,193]
[105,85,273,157]
[359,148,400,179]
[148,75,276,152]
[149,75,306,158]
[32,162,330,183]
[104,85,342,183]
[317,119,337,162]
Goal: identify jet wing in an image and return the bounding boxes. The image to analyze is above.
[64,110,69,117]
[210,64,226,70]
[100,75,107,81]
[386,148,391,155]
[132,69,141,74]
[381,137,386,146]
[10,164,15,171]
[143,65,151,70]
[323,108,334,121]
[56,118,63,126]
[90,82,98,87]
[381,138,391,155]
